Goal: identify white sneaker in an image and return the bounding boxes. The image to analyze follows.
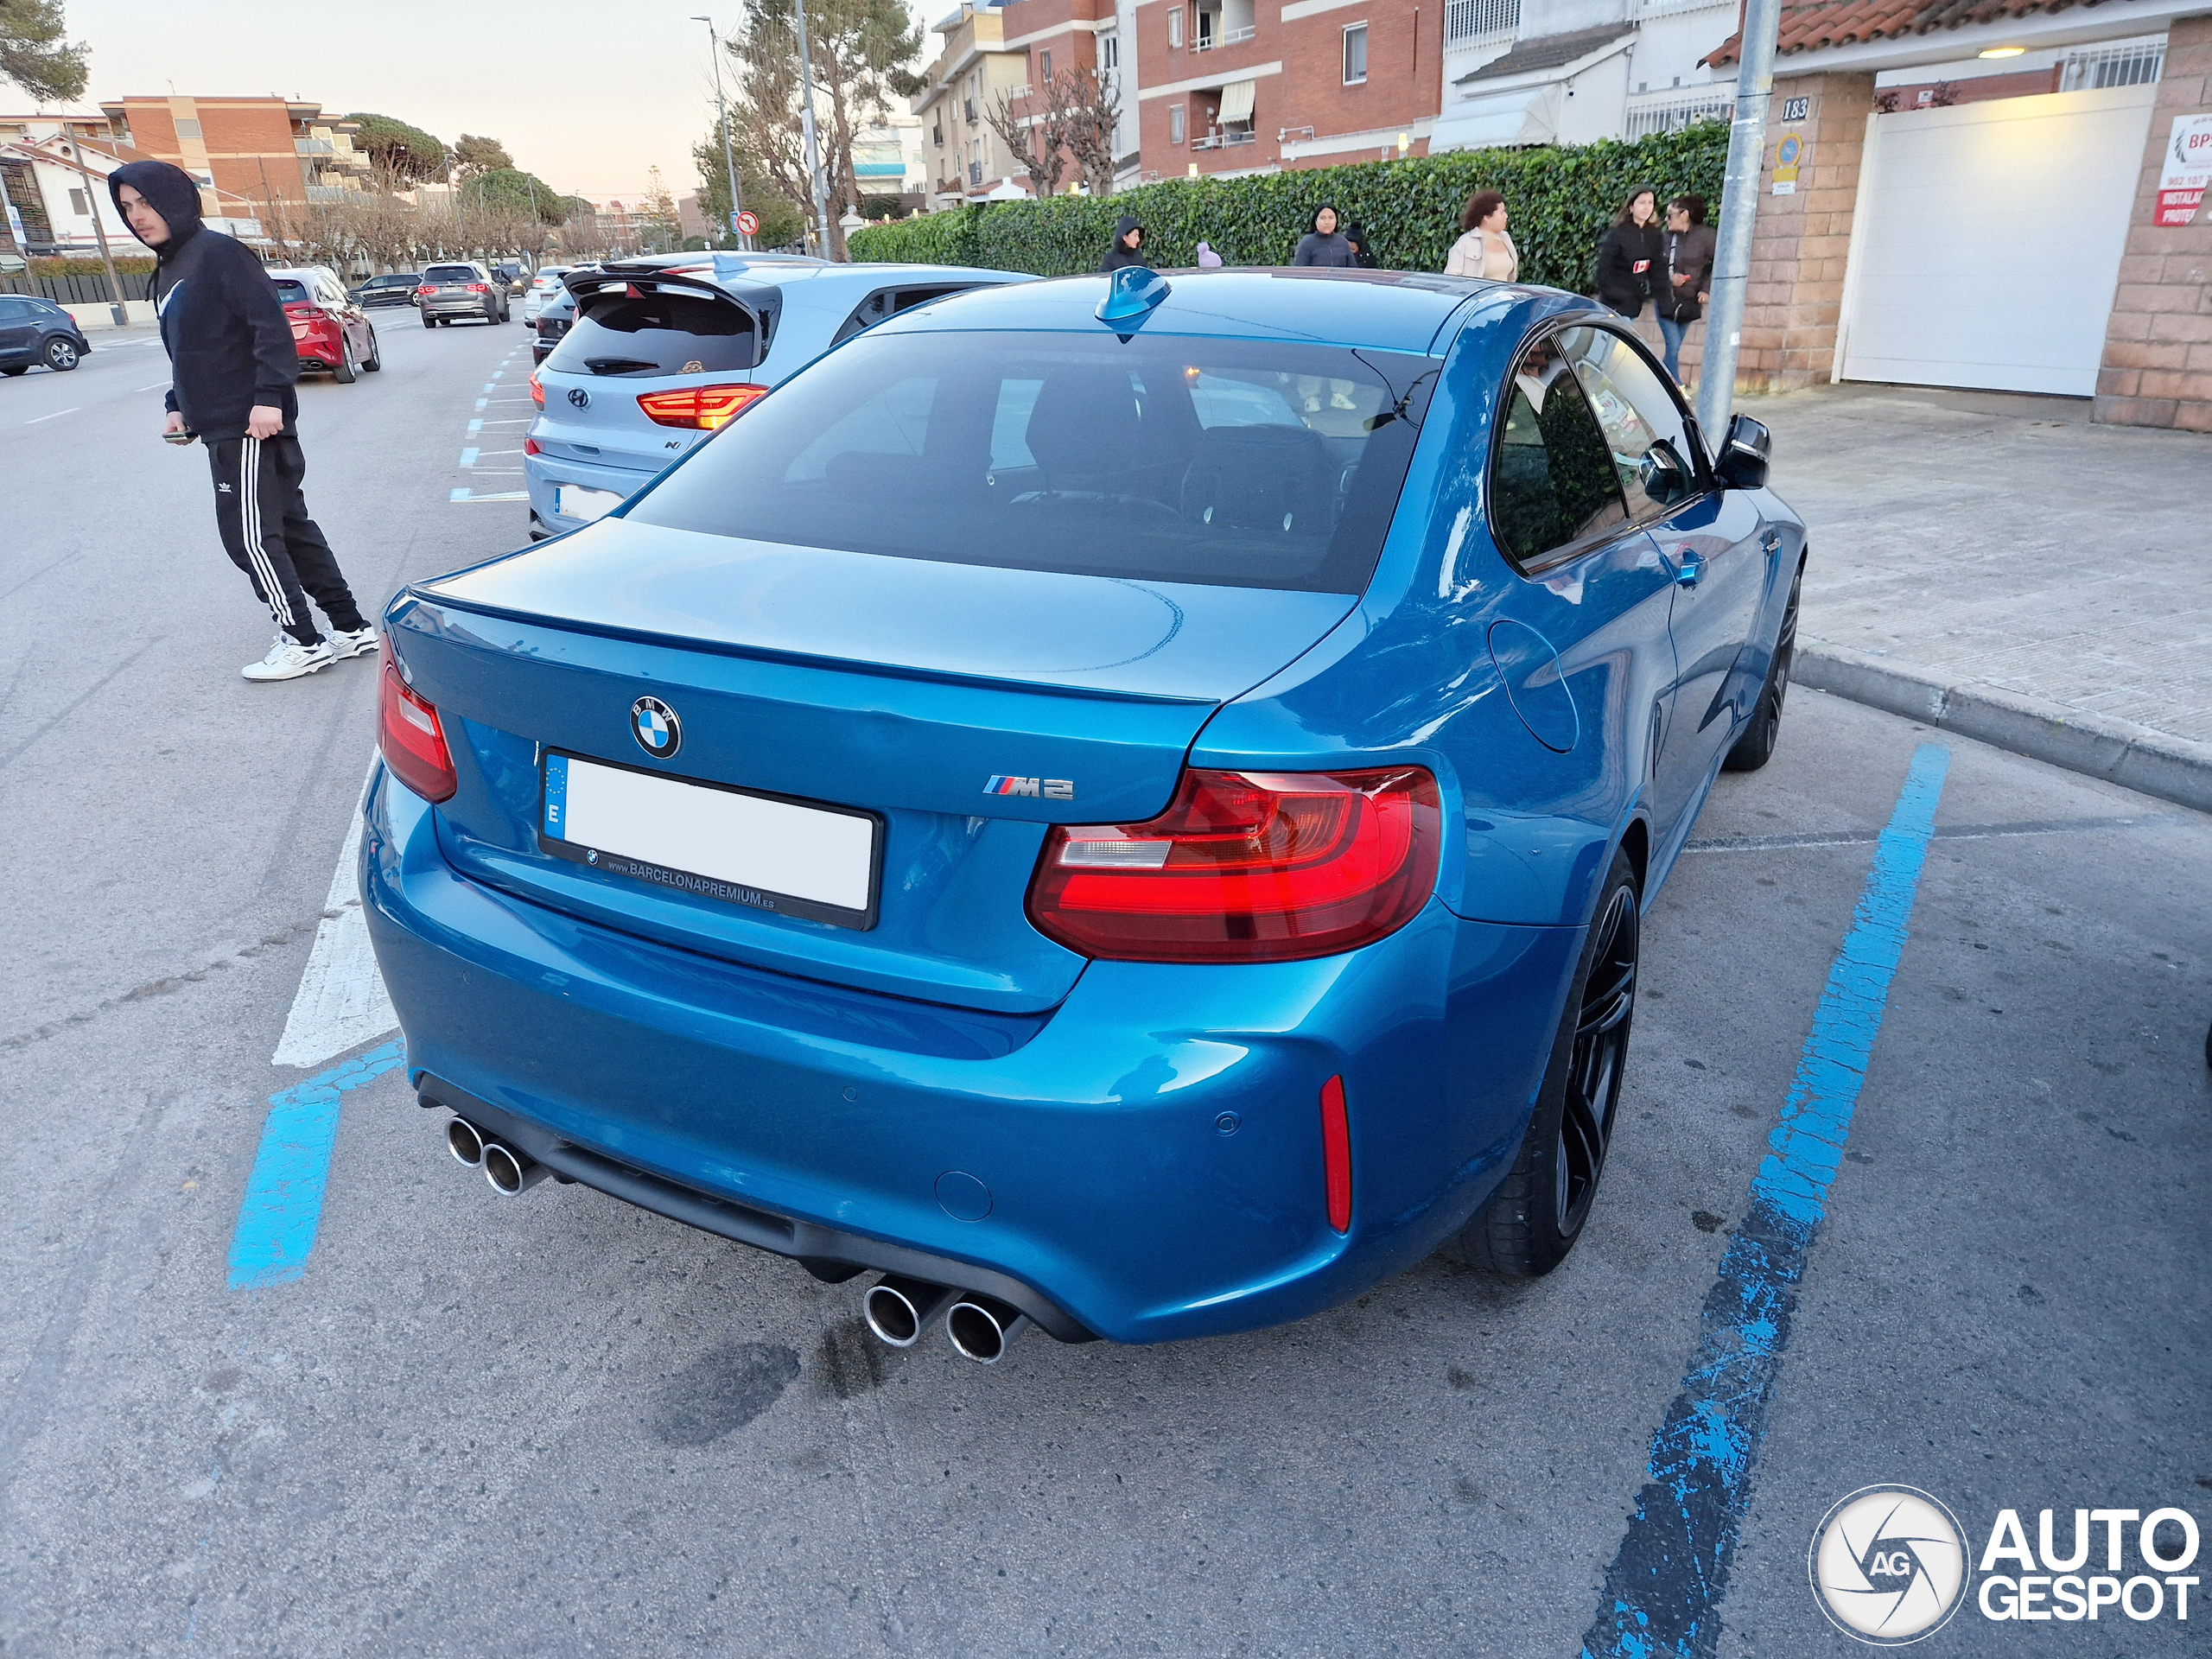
[242,634,337,682]
[330,626,379,659]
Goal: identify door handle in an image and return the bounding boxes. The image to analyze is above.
[1762,529,1783,557]
[1675,550,1707,588]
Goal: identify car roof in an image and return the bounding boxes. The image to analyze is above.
[875,267,1487,357]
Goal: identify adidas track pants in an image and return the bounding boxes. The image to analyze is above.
[206,435,367,646]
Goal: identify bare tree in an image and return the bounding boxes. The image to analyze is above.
[984,83,1065,198]
[1056,67,1122,199]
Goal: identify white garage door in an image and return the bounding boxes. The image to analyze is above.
[1838,84,2158,396]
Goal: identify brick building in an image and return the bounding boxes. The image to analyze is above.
[98,96,371,224]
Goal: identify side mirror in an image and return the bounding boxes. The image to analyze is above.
[1714,413,1770,490]
[1638,438,1694,507]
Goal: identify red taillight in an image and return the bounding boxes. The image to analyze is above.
[1320,1075,1352,1233]
[415,285,435,296]
[524,436,541,455]
[378,660,456,804]
[529,368,543,408]
[1027,766,1440,963]
[466,283,488,293]
[635,383,767,429]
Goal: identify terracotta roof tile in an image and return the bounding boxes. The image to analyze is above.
[1705,0,2118,66]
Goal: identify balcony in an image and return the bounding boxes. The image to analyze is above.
[1443,0,1517,45]
[1191,128,1258,150]
[963,98,978,124]
[294,137,332,156]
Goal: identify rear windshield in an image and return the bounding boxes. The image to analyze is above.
[424,265,479,283]
[271,278,311,304]
[626,330,1428,594]
[546,290,758,377]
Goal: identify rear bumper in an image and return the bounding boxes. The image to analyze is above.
[362,766,1579,1344]
[522,450,656,534]
[423,301,493,319]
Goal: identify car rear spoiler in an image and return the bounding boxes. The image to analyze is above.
[560,266,781,370]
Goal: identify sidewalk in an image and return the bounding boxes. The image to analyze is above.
[1743,381,2212,811]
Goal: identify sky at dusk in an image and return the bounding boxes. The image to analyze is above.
[41,1,890,203]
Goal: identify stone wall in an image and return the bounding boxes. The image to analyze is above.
[2094,11,2212,432]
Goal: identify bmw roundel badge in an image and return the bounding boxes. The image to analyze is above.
[568,386,590,409]
[631,696,681,759]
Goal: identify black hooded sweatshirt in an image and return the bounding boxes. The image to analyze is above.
[108,159,298,440]
[1100,214,1148,271]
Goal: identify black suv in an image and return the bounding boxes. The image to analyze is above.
[348,272,422,308]
[0,294,89,374]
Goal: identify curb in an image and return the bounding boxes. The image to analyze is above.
[1794,640,2212,816]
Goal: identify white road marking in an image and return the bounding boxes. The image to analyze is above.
[272,761,397,1068]
[24,408,79,424]
[136,380,171,391]
[448,488,530,502]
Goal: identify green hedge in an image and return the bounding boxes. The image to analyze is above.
[849,123,1727,294]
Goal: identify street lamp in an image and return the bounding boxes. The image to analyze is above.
[693,15,751,251]
[791,0,835,257]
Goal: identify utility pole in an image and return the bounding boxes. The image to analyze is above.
[50,131,130,327]
[1694,0,1784,448]
[694,15,751,250]
[792,0,835,257]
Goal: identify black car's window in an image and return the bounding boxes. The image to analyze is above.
[424,265,478,284]
[1560,327,1700,522]
[1489,329,1630,572]
[270,278,311,305]
[547,290,757,377]
[628,330,1427,594]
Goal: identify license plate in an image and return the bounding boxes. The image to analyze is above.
[539,752,880,928]
[556,485,623,523]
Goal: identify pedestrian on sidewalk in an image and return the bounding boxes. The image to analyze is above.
[1595,185,1662,321]
[109,161,374,683]
[1101,215,1150,271]
[1293,205,1357,267]
[1341,219,1380,269]
[1655,194,1715,385]
[1445,190,1519,281]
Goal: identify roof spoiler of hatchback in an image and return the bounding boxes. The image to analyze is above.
[560,266,782,371]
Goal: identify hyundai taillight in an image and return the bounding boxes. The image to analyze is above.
[1027,766,1440,963]
[378,661,456,804]
[635,384,767,430]
[524,436,541,455]
[529,368,543,408]
[466,282,488,293]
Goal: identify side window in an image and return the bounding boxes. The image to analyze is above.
[1488,331,1629,572]
[1561,326,1700,521]
[832,288,897,345]
[0,297,29,321]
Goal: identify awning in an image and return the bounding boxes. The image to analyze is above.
[1427,83,1564,152]
[1218,79,1255,125]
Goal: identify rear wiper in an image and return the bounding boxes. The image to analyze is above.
[584,357,658,376]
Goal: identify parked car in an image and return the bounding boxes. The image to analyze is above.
[523,256,1020,539]
[365,269,1804,1359]
[493,261,530,297]
[521,264,575,325]
[348,272,422,308]
[0,293,89,374]
[416,262,510,327]
[267,266,379,383]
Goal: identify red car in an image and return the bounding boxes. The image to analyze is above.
[268,266,381,383]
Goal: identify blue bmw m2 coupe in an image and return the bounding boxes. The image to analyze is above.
[365,265,1803,1359]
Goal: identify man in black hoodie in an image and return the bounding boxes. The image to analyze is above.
[109,160,374,683]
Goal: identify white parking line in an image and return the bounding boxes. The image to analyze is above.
[135,380,170,391]
[272,760,397,1069]
[24,408,79,424]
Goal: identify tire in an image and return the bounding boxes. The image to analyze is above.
[1453,846,1642,1277]
[332,335,357,384]
[44,335,80,372]
[1722,562,1802,773]
[362,327,381,372]
[1,365,27,376]
[423,312,436,329]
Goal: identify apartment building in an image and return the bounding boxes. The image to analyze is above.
[97,96,371,222]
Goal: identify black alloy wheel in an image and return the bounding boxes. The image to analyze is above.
[44,335,79,372]
[1554,882,1638,1236]
[1723,563,1802,772]
[1452,846,1643,1277]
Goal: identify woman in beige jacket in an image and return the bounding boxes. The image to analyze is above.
[1445,191,1519,282]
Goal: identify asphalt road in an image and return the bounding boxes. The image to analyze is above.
[1,314,2207,1658]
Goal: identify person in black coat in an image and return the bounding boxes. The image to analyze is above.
[1341,219,1380,269]
[1595,185,1662,319]
[1101,215,1149,271]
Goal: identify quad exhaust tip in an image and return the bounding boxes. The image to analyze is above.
[481,1139,551,1197]
[863,1275,957,1348]
[945,1295,1030,1365]
[447,1117,486,1168]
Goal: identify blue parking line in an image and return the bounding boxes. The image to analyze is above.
[226,1039,407,1291]
[1579,743,1949,1659]
[460,448,479,467]
[466,419,483,433]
